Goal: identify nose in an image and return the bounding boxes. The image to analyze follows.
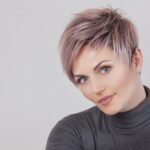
[91,79,105,95]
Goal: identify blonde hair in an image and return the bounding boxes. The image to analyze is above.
[59,7,139,83]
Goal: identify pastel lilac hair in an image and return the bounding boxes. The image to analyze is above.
[59,7,139,83]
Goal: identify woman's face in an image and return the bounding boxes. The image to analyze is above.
[72,46,142,115]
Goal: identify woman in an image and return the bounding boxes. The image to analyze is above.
[46,7,150,150]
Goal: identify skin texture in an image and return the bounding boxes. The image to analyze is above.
[72,46,146,115]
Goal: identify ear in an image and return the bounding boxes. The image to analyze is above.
[132,48,143,73]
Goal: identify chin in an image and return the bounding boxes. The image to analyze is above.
[99,106,121,116]
[104,110,119,116]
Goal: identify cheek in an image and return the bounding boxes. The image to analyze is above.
[79,86,95,102]
[108,68,134,91]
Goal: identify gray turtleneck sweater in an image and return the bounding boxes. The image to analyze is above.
[46,86,150,150]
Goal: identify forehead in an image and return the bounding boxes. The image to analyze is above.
[72,46,117,74]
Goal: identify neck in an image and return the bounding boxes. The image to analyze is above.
[135,83,146,106]
[123,83,146,113]
[107,85,150,134]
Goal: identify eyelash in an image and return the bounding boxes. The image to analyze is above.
[76,76,88,85]
[75,65,112,85]
[98,65,111,74]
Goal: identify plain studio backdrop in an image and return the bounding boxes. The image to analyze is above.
[0,0,150,150]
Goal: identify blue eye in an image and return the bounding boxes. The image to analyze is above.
[100,66,111,74]
[77,76,88,84]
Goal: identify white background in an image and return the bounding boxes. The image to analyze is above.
[0,0,150,150]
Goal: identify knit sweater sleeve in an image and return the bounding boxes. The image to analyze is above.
[45,115,83,150]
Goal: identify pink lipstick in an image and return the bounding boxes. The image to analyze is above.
[98,94,115,105]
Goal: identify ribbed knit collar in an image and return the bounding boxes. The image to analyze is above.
[107,85,150,134]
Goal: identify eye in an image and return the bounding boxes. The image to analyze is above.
[99,66,111,74]
[76,76,88,84]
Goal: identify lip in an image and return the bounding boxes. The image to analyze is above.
[98,94,115,105]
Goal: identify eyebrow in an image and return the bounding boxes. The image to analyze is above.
[93,60,110,71]
[73,60,111,78]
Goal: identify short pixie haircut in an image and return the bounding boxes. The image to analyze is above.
[59,7,139,83]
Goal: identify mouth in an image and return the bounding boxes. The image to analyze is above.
[98,94,115,106]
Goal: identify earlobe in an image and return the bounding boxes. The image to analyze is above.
[132,48,143,73]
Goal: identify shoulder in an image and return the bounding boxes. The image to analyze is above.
[52,106,102,131]
[66,106,102,123]
[49,106,102,140]
[54,106,102,128]
[46,106,102,150]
